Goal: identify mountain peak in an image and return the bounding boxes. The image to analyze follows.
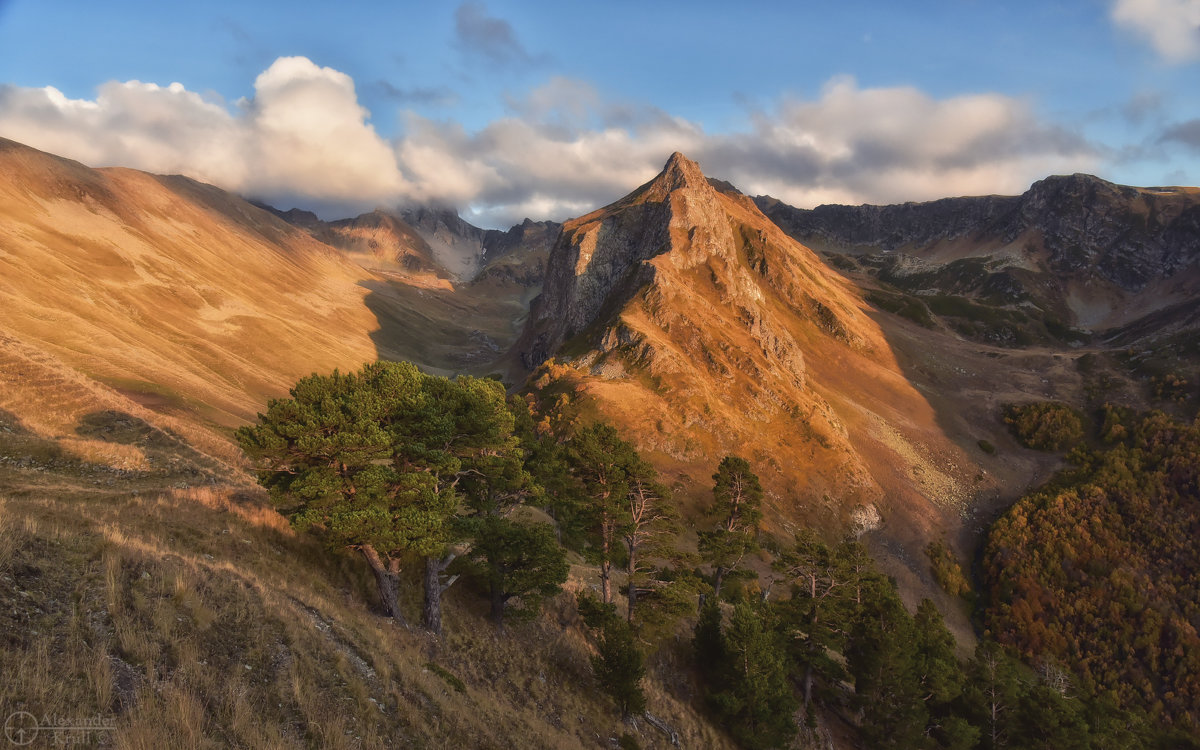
[641,151,712,201]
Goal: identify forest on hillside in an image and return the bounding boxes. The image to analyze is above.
[234,361,1200,749]
[985,405,1200,738]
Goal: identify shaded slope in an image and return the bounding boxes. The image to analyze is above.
[757,174,1200,333]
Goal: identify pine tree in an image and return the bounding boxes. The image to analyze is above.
[621,465,678,623]
[913,599,977,749]
[236,362,425,627]
[845,581,927,749]
[465,516,568,625]
[705,601,798,750]
[963,640,1024,750]
[237,361,525,636]
[774,529,859,716]
[391,371,521,636]
[698,456,764,599]
[566,422,637,605]
[693,598,727,687]
[579,591,646,719]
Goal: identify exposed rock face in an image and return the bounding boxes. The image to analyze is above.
[397,207,489,279]
[515,153,975,540]
[473,218,560,287]
[522,153,822,370]
[757,174,1200,293]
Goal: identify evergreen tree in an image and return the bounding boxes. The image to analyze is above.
[693,598,727,687]
[705,601,798,750]
[698,456,764,599]
[390,371,521,636]
[237,361,524,636]
[621,466,678,623]
[464,516,568,625]
[845,581,927,749]
[913,599,977,749]
[236,362,426,627]
[566,422,637,605]
[579,592,646,718]
[963,640,1024,750]
[774,529,859,716]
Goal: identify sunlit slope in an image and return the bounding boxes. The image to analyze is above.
[0,138,398,480]
[516,154,984,544]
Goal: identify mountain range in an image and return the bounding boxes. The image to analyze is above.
[4,135,1199,608]
[4,134,1200,746]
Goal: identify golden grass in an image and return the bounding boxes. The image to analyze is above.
[0,485,737,749]
[58,438,151,471]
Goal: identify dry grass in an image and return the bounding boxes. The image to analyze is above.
[0,485,737,749]
[57,438,151,471]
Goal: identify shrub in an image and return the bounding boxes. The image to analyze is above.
[925,541,971,597]
[1003,402,1085,452]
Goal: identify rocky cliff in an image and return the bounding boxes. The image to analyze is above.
[515,153,980,548]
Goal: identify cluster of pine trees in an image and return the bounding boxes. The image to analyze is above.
[236,363,1196,748]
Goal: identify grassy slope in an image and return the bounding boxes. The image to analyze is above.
[0,139,534,489]
[0,483,736,749]
[0,139,733,747]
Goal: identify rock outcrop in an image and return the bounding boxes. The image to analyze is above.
[757,174,1200,331]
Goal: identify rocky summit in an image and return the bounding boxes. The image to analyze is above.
[516,153,978,576]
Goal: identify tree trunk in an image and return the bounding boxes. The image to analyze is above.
[626,542,637,623]
[422,552,459,636]
[489,581,507,625]
[600,517,613,604]
[712,565,727,599]
[360,545,407,628]
[803,662,814,709]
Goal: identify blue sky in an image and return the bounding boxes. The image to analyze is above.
[1,1,1198,226]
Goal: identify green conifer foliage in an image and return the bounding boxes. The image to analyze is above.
[698,456,764,599]
[704,601,798,750]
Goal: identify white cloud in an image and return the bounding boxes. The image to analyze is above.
[394,80,706,225]
[404,76,1095,224]
[0,59,1098,227]
[1112,0,1200,63]
[693,77,1097,208]
[0,56,408,217]
[243,57,408,208]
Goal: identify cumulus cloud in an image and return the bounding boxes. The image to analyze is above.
[0,58,1098,227]
[0,56,408,217]
[454,2,541,66]
[1112,0,1200,63]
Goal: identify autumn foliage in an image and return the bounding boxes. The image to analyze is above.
[985,410,1200,733]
